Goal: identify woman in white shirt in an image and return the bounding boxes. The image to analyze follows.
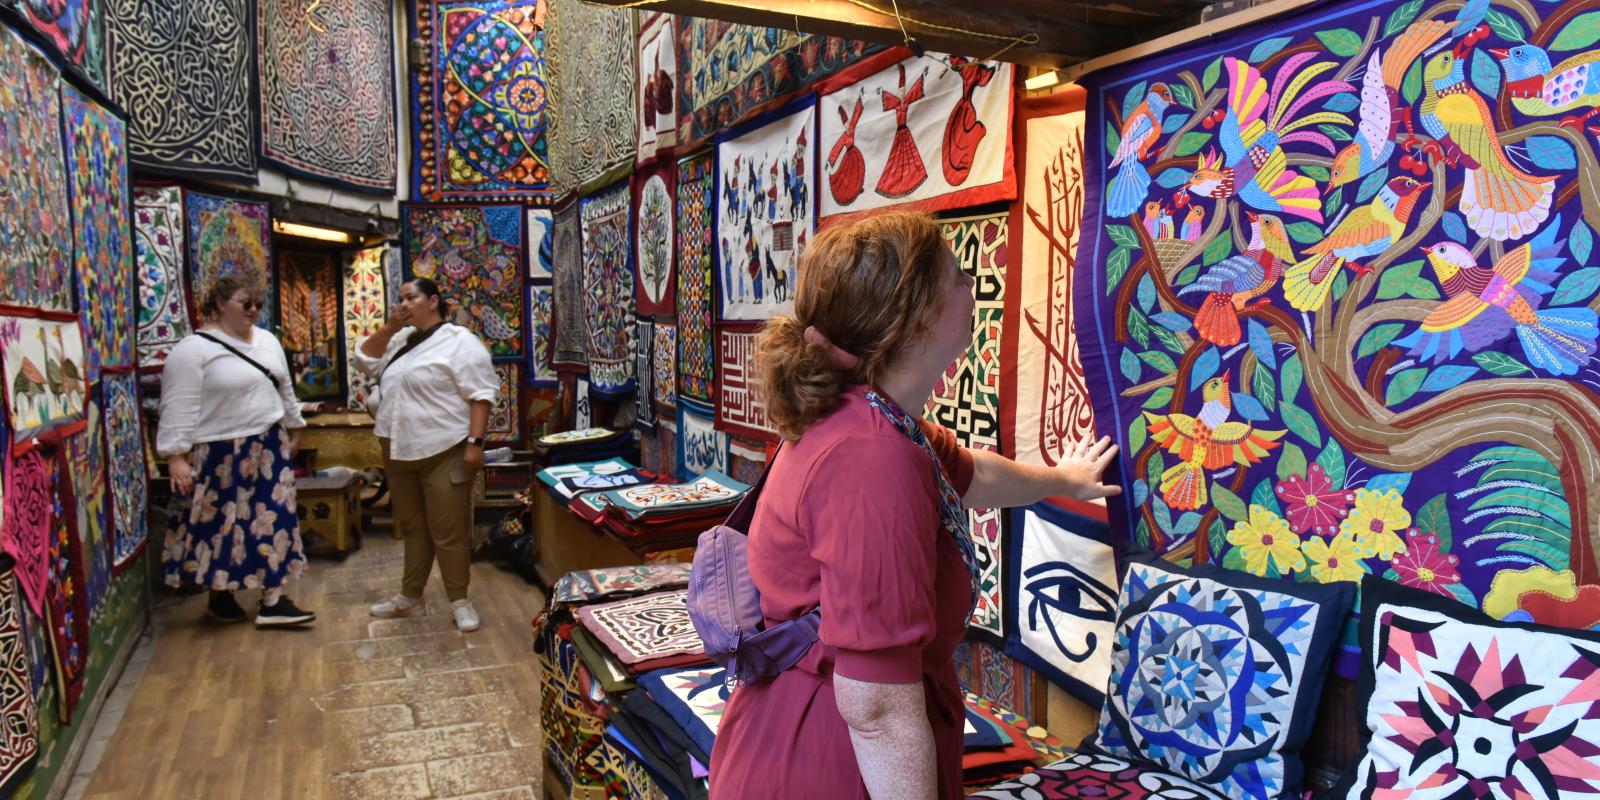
[157,274,314,627]
[353,277,499,632]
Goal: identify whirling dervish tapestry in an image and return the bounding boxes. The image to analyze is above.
[1074,0,1600,668]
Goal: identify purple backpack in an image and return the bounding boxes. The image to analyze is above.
[687,452,821,684]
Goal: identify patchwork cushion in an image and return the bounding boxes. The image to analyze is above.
[968,752,1228,799]
[1092,557,1354,800]
[1332,574,1600,799]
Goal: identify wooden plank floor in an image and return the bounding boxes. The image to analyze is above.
[79,531,547,799]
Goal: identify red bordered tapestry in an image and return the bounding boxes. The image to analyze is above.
[46,456,88,723]
[715,325,772,441]
[635,11,676,164]
[1,447,53,617]
[633,159,676,317]
[675,151,716,410]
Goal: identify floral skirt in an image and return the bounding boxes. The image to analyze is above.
[163,425,307,591]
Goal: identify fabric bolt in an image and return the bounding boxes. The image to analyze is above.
[550,562,693,606]
[635,12,676,163]
[63,82,134,380]
[576,589,705,666]
[528,282,557,386]
[580,184,637,395]
[258,0,395,190]
[634,161,677,316]
[545,0,634,195]
[639,664,730,764]
[65,395,110,612]
[2,448,53,617]
[676,151,717,410]
[154,330,304,457]
[103,373,148,571]
[103,0,257,178]
[384,441,473,602]
[967,752,1229,799]
[715,100,815,322]
[818,52,1015,222]
[677,407,727,478]
[635,319,656,433]
[46,456,89,723]
[1004,500,1118,707]
[410,0,550,201]
[277,251,343,400]
[715,326,772,440]
[1,317,89,443]
[133,186,192,368]
[0,26,73,312]
[186,191,276,330]
[487,363,522,446]
[403,203,526,359]
[342,246,388,411]
[652,322,677,412]
[0,555,39,794]
[551,200,587,368]
[351,323,499,462]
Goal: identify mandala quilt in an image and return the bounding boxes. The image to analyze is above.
[133,186,191,368]
[579,183,636,395]
[277,250,343,401]
[715,100,815,322]
[0,27,72,312]
[186,191,276,330]
[545,0,633,195]
[342,246,387,411]
[675,151,717,410]
[403,203,525,359]
[1005,500,1118,707]
[968,752,1229,800]
[63,83,134,380]
[576,589,705,666]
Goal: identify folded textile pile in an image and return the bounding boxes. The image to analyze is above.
[567,471,749,550]
[531,427,637,466]
[537,458,654,503]
[960,692,1072,790]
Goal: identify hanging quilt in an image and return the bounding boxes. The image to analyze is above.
[46,456,87,723]
[487,362,522,445]
[640,419,675,477]
[17,0,92,76]
[1003,89,1099,468]
[675,17,884,147]
[410,0,550,201]
[258,0,396,191]
[678,407,727,478]
[1005,500,1118,707]
[277,251,343,400]
[528,282,556,386]
[552,200,587,368]
[818,52,1015,223]
[639,664,728,760]
[63,83,134,380]
[2,447,51,616]
[652,322,676,412]
[528,208,554,279]
[1,317,88,443]
[1073,0,1600,672]
[103,373,146,571]
[715,100,815,322]
[380,240,404,314]
[716,326,773,441]
[342,246,388,411]
[580,184,636,395]
[633,160,677,317]
[403,203,526,359]
[545,0,634,195]
[676,151,717,410]
[0,555,38,795]
[635,319,655,432]
[635,12,676,164]
[575,376,592,429]
[103,0,257,179]
[0,26,73,312]
[65,394,110,612]
[133,186,192,369]
[186,191,276,329]
[575,589,705,666]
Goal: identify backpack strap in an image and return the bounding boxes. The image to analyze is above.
[195,332,280,390]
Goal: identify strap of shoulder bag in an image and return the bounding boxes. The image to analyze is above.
[195,331,279,390]
[377,322,446,383]
[722,443,781,534]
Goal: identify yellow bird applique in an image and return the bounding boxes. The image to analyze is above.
[1145,372,1287,510]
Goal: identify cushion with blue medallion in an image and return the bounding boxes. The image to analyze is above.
[1090,556,1354,800]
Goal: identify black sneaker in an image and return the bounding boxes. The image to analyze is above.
[206,591,248,623]
[255,596,316,627]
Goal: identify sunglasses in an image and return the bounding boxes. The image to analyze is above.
[234,299,262,310]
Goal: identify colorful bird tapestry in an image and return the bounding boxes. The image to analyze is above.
[277,251,344,401]
[133,186,192,369]
[545,0,634,195]
[342,246,387,411]
[63,83,134,381]
[579,184,636,396]
[103,0,258,179]
[634,159,677,317]
[258,0,397,191]
[715,100,815,322]
[636,11,677,164]
[1074,0,1600,669]
[0,317,88,444]
[186,191,276,330]
[411,0,550,202]
[0,26,73,312]
[818,51,1015,223]
[676,151,717,412]
[103,372,146,572]
[403,203,526,360]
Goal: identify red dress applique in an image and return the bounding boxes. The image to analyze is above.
[827,94,866,206]
[942,57,997,186]
[875,65,928,199]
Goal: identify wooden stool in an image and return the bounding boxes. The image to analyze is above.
[296,474,364,555]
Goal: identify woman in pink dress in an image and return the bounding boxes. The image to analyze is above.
[708,212,1121,799]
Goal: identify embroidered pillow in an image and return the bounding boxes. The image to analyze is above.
[1091,557,1354,800]
[967,752,1228,799]
[1332,575,1600,799]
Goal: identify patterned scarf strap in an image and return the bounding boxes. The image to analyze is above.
[863,390,981,604]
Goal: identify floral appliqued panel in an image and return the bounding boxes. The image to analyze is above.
[64,83,135,380]
[133,186,192,368]
[103,373,148,571]
[342,246,387,411]
[0,27,73,312]
[652,322,677,412]
[528,282,556,386]
[634,160,676,316]
[579,184,636,395]
[403,203,525,359]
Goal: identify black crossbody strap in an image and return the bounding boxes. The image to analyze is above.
[378,322,446,383]
[195,332,280,390]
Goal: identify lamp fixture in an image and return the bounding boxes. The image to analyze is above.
[273,220,356,244]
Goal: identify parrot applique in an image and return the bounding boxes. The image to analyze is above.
[1145,371,1287,510]
[1179,212,1297,346]
[1106,84,1177,218]
[1327,19,1454,194]
[1418,47,1556,241]
[1185,52,1353,222]
[1283,176,1431,311]
[1493,44,1600,130]
[1395,218,1599,375]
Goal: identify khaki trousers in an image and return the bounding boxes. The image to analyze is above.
[383,440,473,602]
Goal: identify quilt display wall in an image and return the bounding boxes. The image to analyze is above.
[104,0,258,179]
[133,186,192,368]
[545,0,634,195]
[410,0,550,201]
[342,245,387,410]
[403,203,526,360]
[676,151,716,410]
[277,251,343,401]
[258,0,397,191]
[551,200,586,367]
[579,183,636,395]
[715,101,815,322]
[1,317,88,443]
[675,16,883,146]
[63,83,134,381]
[0,25,73,312]
[715,326,771,440]
[818,53,1015,222]
[186,191,276,330]
[1073,0,1600,667]
[634,160,677,317]
[104,372,146,571]
[635,11,676,163]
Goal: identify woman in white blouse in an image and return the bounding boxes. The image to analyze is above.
[353,277,499,632]
[157,274,314,627]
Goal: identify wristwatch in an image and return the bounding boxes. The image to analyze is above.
[465,436,485,447]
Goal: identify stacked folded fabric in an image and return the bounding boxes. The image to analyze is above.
[531,427,637,466]
[568,471,749,550]
[537,458,654,504]
[959,692,1072,790]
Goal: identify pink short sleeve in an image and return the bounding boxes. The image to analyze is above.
[803,434,941,684]
[919,420,974,496]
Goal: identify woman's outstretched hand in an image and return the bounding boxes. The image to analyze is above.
[1055,436,1121,501]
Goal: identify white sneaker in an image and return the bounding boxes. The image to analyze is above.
[451,599,480,632]
[370,594,423,618]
